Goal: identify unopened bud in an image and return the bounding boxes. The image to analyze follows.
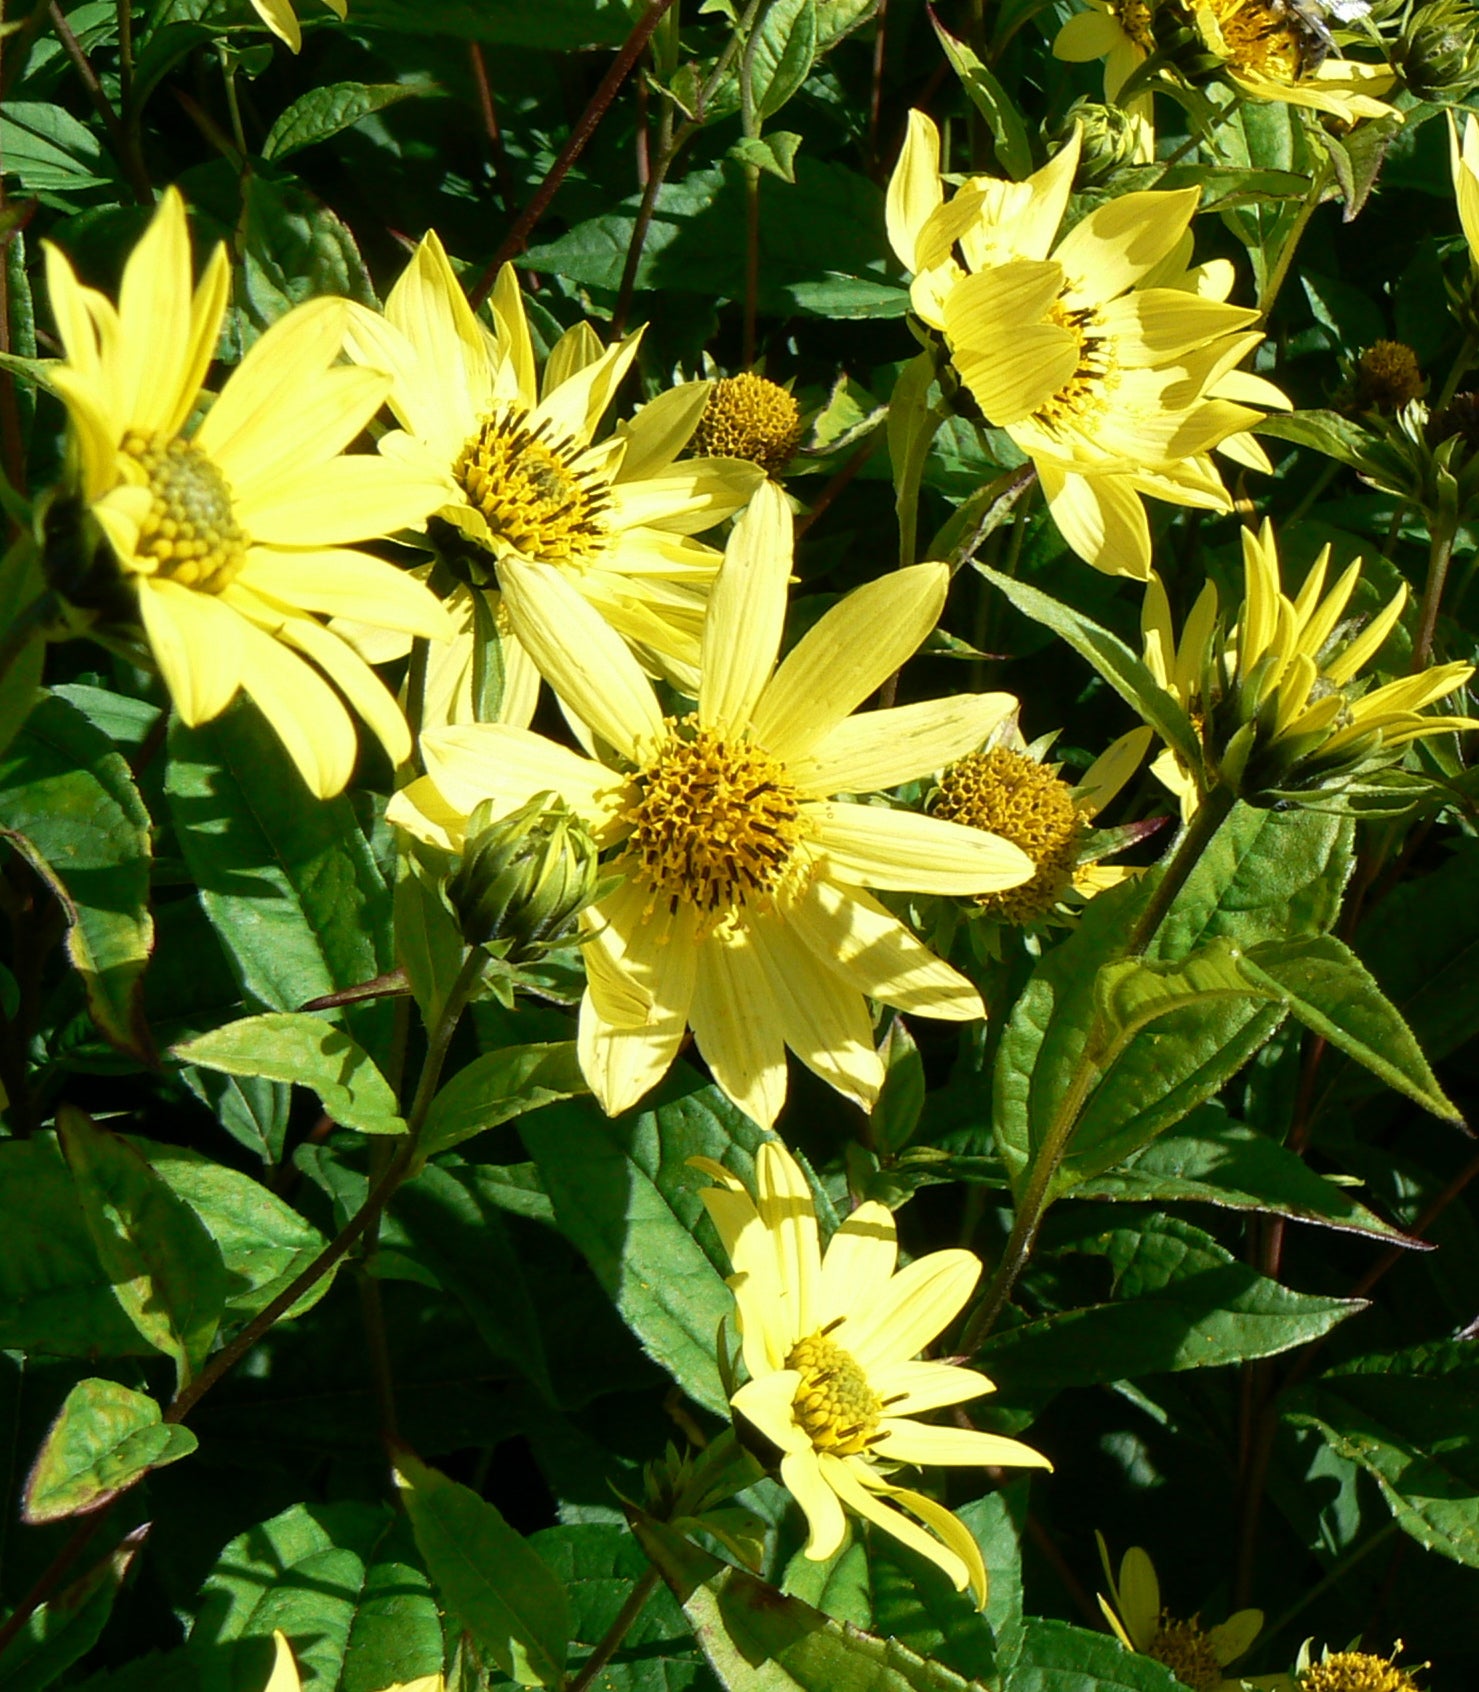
[1048,99,1142,185]
[449,792,599,959]
[1397,0,1479,98]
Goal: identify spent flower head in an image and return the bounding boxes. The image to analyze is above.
[387,483,1033,1129]
[695,1139,1050,1605]
[689,373,803,476]
[43,188,452,798]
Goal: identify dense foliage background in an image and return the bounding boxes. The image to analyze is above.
[1,0,1477,1688]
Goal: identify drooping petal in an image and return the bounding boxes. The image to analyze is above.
[497,558,666,760]
[1036,460,1152,579]
[234,615,360,798]
[871,1420,1052,1469]
[137,577,245,725]
[237,548,453,638]
[751,565,948,762]
[689,929,790,1133]
[782,1448,848,1561]
[821,1456,979,1599]
[886,109,944,274]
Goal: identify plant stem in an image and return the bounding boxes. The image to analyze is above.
[1435,330,1478,414]
[1412,517,1455,671]
[960,784,1237,1351]
[738,0,770,367]
[49,1,150,202]
[567,1567,661,1692]
[1259,157,1331,320]
[467,0,681,309]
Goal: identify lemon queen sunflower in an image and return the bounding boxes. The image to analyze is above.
[387,483,1034,1130]
[887,116,1281,578]
[341,234,763,728]
[45,189,451,798]
[694,1140,1050,1604]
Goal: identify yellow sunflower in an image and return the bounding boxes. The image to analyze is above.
[387,482,1034,1130]
[1098,1538,1292,1690]
[1142,522,1477,806]
[1053,0,1156,160]
[695,1139,1050,1605]
[341,234,764,730]
[44,187,452,798]
[886,115,1283,579]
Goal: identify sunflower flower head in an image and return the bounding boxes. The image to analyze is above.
[887,113,1288,579]
[1295,1641,1424,1691]
[44,187,452,797]
[689,373,802,476]
[342,236,764,729]
[387,481,1035,1129]
[1097,1537,1285,1691]
[1142,524,1477,808]
[695,1140,1051,1605]
[1189,0,1400,119]
[930,714,1155,928]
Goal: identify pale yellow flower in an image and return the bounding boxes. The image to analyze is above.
[1449,110,1479,258]
[696,1140,1050,1605]
[886,114,1283,579]
[1098,1538,1292,1690]
[388,483,1033,1130]
[342,234,763,730]
[45,188,451,797]
[1053,0,1156,159]
[1193,0,1399,121]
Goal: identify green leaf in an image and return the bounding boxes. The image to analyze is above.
[783,1542,872,1628]
[393,848,465,1033]
[22,1378,196,1523]
[731,131,803,183]
[396,1450,569,1688]
[1073,1107,1417,1243]
[1287,1341,1479,1567]
[973,566,1201,774]
[57,1107,228,1386]
[262,80,433,160]
[135,1137,335,1322]
[0,691,154,1059]
[976,1213,1364,1397]
[190,1501,444,1692]
[749,0,817,122]
[634,1512,987,1692]
[517,1080,779,1416]
[1238,934,1460,1123]
[1254,409,1378,470]
[165,707,392,1014]
[392,1163,555,1400]
[930,15,1033,179]
[418,1042,586,1158]
[0,1528,145,1692]
[178,1068,292,1166]
[1094,941,1263,1054]
[870,1017,925,1158]
[0,101,118,194]
[999,1617,1183,1691]
[172,1012,406,1136]
[0,1136,158,1359]
[0,539,46,760]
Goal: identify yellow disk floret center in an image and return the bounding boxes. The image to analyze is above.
[1113,0,1154,52]
[1202,0,1305,81]
[627,726,805,918]
[121,431,248,593]
[454,408,609,567]
[690,373,802,476]
[933,748,1084,923]
[1301,1651,1420,1692]
[1037,296,1117,435]
[787,1331,882,1457]
[1149,1616,1224,1692]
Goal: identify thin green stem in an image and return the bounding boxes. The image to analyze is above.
[566,1567,661,1692]
[1435,329,1478,414]
[1258,157,1331,320]
[1412,517,1455,671]
[49,1,150,201]
[959,784,1237,1352]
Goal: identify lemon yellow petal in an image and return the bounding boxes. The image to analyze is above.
[810,801,1034,894]
[689,931,790,1132]
[237,548,453,638]
[816,1202,897,1329]
[137,576,245,725]
[872,1420,1053,1469]
[838,1248,979,1369]
[235,455,445,548]
[617,381,713,482]
[700,480,792,733]
[886,109,944,274]
[796,693,1018,796]
[866,1359,991,1414]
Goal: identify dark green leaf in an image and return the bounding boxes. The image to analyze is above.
[346,0,640,46]
[999,1618,1183,1691]
[58,1106,228,1385]
[397,1450,569,1687]
[1253,409,1378,470]
[165,707,392,1014]
[0,1529,145,1692]
[0,102,117,194]
[977,1214,1364,1396]
[418,1041,586,1158]
[0,691,154,1058]
[1287,1341,1479,1567]
[172,1013,406,1136]
[931,15,1032,179]
[750,0,818,122]
[262,80,433,160]
[23,1377,196,1523]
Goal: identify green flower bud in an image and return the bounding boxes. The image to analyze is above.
[449,792,600,960]
[1397,0,1479,98]
[1046,99,1142,184]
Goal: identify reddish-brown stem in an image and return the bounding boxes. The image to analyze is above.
[48,2,149,201]
[468,43,520,222]
[467,0,680,310]
[0,1509,112,1660]
[793,436,881,539]
[867,0,888,179]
